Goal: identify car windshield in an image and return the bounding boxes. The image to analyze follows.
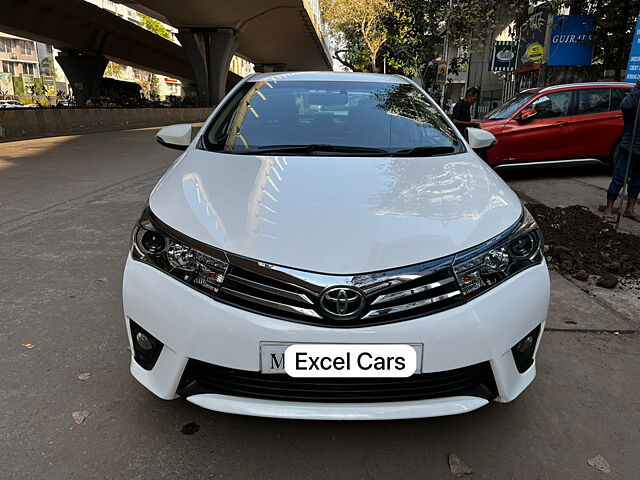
[203,80,462,156]
[483,92,536,120]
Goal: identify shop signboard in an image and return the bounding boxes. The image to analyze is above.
[625,12,640,82]
[42,75,56,96]
[548,15,596,66]
[490,41,517,71]
[516,7,549,69]
[435,61,448,85]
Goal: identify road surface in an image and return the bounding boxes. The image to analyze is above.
[1,129,638,479]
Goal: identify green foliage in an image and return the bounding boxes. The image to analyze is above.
[321,0,393,72]
[139,72,160,99]
[579,0,640,79]
[381,0,444,82]
[138,13,172,41]
[104,61,122,80]
[332,25,371,72]
[12,76,23,96]
[33,77,43,94]
[322,0,640,82]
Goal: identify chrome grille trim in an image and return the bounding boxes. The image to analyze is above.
[225,252,454,294]
[226,273,314,305]
[363,291,462,319]
[217,253,464,327]
[220,286,322,318]
[370,277,456,305]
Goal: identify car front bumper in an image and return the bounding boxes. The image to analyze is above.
[122,256,549,420]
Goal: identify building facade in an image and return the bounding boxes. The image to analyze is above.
[0,33,39,77]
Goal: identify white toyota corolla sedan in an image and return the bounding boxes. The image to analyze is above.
[123,71,550,420]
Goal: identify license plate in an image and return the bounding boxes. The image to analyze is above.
[260,342,423,375]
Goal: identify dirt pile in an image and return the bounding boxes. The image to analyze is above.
[527,203,640,286]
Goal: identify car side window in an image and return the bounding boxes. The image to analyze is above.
[576,89,611,115]
[611,89,626,111]
[529,91,571,119]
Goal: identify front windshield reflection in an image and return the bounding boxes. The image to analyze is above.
[204,81,460,155]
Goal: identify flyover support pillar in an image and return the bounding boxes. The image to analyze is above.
[56,51,108,106]
[177,29,238,107]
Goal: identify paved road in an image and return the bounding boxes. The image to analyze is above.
[1,129,639,479]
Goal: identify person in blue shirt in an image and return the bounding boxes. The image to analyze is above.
[604,80,640,221]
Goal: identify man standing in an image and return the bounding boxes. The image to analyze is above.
[603,80,640,221]
[451,87,481,133]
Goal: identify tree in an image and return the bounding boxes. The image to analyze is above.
[138,13,172,41]
[321,0,393,72]
[381,0,445,84]
[323,0,640,83]
[138,71,160,100]
[104,61,122,80]
[577,0,640,81]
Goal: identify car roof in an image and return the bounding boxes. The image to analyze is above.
[539,82,632,93]
[248,71,411,84]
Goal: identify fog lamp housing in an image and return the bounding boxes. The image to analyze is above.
[129,319,163,370]
[511,325,541,373]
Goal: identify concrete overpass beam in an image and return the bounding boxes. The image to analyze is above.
[177,29,238,107]
[56,51,108,105]
[254,64,286,73]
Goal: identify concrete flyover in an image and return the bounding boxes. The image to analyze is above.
[0,0,332,106]
[118,0,333,105]
[0,0,194,101]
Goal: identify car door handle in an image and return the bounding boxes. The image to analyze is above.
[614,114,623,119]
[552,121,567,127]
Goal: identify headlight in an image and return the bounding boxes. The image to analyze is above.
[453,208,543,298]
[131,207,229,295]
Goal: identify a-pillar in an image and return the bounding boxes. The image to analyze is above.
[56,51,108,105]
[177,28,238,107]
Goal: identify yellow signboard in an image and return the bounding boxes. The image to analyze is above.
[42,75,56,96]
[526,43,545,63]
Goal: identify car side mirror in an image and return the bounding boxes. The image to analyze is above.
[156,124,192,150]
[467,127,497,152]
[517,108,538,122]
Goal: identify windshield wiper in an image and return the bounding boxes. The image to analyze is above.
[389,145,456,157]
[235,144,391,155]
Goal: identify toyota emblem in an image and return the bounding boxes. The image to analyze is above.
[319,286,366,320]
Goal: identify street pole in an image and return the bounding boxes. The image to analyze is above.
[615,96,640,230]
[440,0,452,108]
[441,34,448,108]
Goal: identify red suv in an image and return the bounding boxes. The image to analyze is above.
[480,82,633,168]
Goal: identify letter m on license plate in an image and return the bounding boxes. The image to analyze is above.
[260,344,290,374]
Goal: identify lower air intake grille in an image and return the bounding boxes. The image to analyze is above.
[177,360,498,403]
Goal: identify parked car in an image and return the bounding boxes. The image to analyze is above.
[123,71,549,420]
[481,82,633,168]
[0,100,28,109]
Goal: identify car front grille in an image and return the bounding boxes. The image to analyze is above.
[216,252,465,327]
[177,359,498,403]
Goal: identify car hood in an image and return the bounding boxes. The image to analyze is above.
[149,149,522,274]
